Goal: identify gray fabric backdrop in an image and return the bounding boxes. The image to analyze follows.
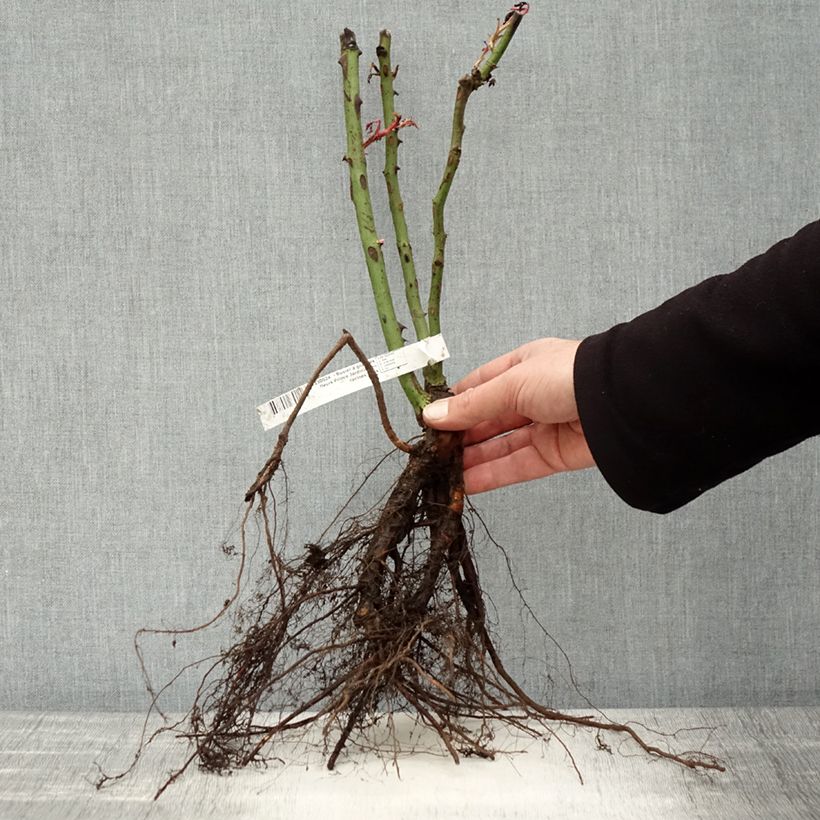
[1,0,818,711]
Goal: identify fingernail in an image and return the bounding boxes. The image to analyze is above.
[422,399,449,422]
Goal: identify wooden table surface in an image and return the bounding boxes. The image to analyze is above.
[0,708,818,819]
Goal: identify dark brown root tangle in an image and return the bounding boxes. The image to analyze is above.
[183,424,725,785]
[95,339,725,798]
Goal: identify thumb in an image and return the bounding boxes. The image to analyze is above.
[422,376,514,430]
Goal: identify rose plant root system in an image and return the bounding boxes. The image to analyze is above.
[95,337,725,800]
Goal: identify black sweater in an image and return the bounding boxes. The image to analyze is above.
[573,219,820,513]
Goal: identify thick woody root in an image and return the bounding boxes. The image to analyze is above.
[177,427,725,783]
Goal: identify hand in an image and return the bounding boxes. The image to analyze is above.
[421,338,595,494]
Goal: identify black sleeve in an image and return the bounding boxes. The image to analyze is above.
[573,219,820,514]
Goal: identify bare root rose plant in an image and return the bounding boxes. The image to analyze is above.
[96,4,725,799]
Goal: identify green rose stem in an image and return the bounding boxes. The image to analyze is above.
[339,28,428,414]
[376,30,430,345]
[425,8,528,386]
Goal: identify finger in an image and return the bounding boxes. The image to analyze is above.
[463,424,535,470]
[451,346,528,394]
[462,410,531,446]
[422,371,517,430]
[464,446,558,494]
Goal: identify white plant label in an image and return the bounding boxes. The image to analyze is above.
[257,334,450,431]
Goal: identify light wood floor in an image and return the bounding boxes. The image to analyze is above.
[1,708,818,819]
